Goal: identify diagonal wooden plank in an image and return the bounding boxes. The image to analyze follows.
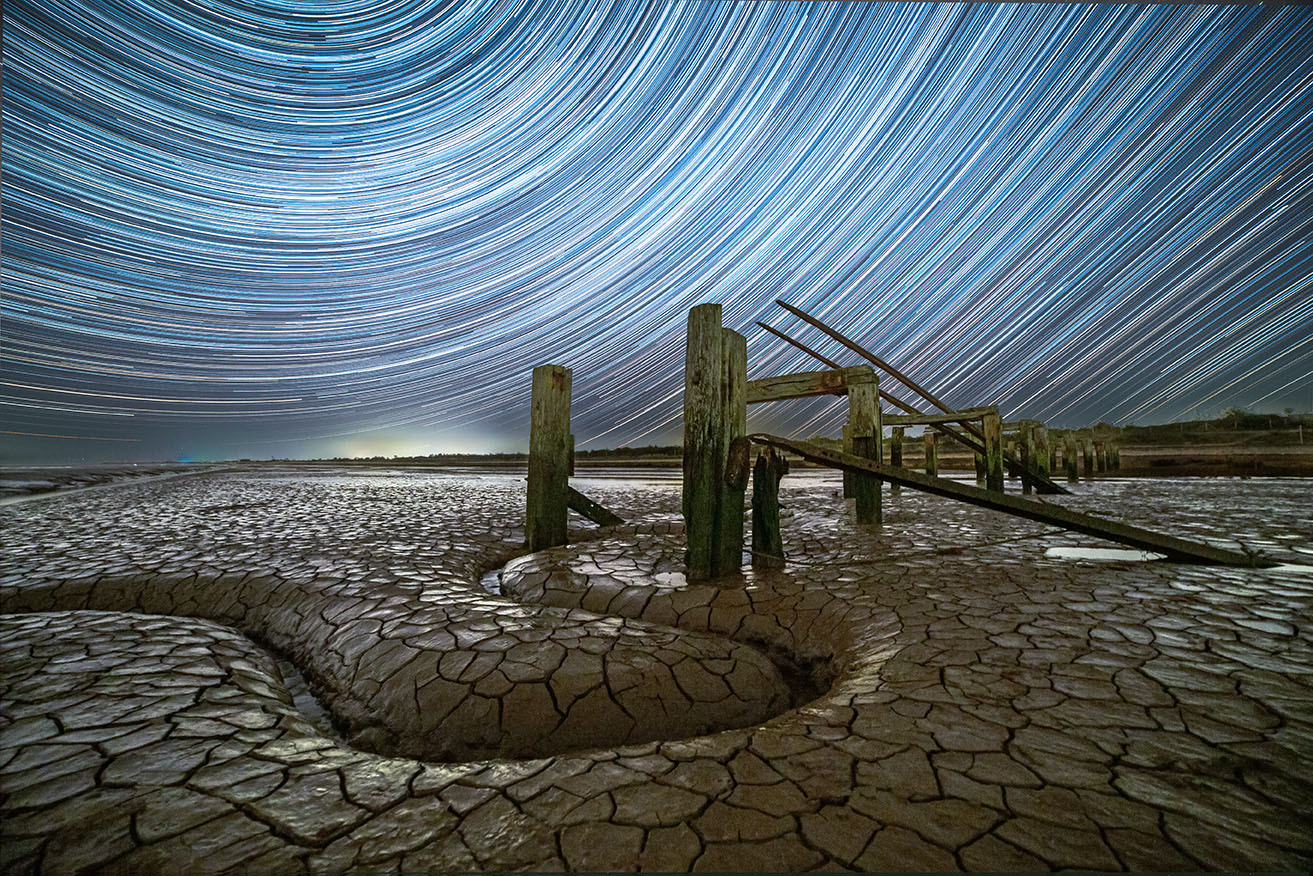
[744,434,1273,567]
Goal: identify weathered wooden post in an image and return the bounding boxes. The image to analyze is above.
[1112,443,1121,470]
[848,367,881,524]
[1037,425,1052,476]
[683,304,746,580]
[718,329,747,573]
[841,424,854,499]
[1082,435,1095,478]
[890,426,904,494]
[751,449,787,569]
[983,411,1004,493]
[1006,440,1018,479]
[973,450,986,483]
[527,364,572,551]
[1064,433,1079,482]
[1094,440,1106,473]
[1019,422,1034,495]
[923,431,938,478]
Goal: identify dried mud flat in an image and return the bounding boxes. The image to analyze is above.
[1,468,1310,873]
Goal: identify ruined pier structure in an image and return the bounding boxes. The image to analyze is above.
[525,301,1260,578]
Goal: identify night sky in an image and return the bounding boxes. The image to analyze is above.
[3,1,1311,464]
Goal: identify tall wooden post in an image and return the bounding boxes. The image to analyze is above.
[983,411,1004,493]
[717,329,747,574]
[1064,434,1079,482]
[841,424,854,498]
[683,304,745,580]
[527,364,572,551]
[848,367,881,524]
[752,449,787,569]
[890,426,904,494]
[1082,436,1095,478]
[923,431,938,478]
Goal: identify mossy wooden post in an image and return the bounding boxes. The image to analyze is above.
[1082,435,1095,478]
[752,449,787,569]
[973,449,986,483]
[717,328,747,574]
[1065,433,1079,482]
[841,424,854,498]
[682,304,745,580]
[890,426,904,494]
[923,431,938,478]
[1006,440,1018,479]
[847,367,881,524]
[983,411,1004,493]
[526,364,572,551]
[1037,425,1052,476]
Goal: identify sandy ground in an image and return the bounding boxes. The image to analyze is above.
[1,468,1310,872]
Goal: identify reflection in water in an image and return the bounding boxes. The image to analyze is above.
[1046,546,1166,562]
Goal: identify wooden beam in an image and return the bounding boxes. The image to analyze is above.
[526,364,572,551]
[745,435,1276,568]
[745,366,870,404]
[567,487,623,527]
[883,406,997,426]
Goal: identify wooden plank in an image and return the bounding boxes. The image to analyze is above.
[884,406,997,426]
[746,366,869,404]
[717,328,747,574]
[683,304,724,580]
[745,435,1276,567]
[526,364,572,551]
[751,449,787,568]
[567,487,623,527]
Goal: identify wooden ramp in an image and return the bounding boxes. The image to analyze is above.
[746,434,1273,568]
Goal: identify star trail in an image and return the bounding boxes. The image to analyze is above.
[2,1,1311,462]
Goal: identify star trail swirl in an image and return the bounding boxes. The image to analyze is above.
[2,1,1311,461]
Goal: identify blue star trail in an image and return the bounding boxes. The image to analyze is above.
[2,1,1311,461]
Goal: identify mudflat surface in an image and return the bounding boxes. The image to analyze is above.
[1,469,1310,872]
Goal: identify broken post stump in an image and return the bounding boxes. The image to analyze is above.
[683,304,746,580]
[527,364,572,551]
[983,410,1004,493]
[890,426,904,494]
[751,449,788,569]
[848,367,881,524]
[923,431,938,478]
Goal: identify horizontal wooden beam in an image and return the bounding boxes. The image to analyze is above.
[746,366,874,405]
[884,406,997,426]
[743,434,1272,567]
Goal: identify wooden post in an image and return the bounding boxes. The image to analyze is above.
[527,364,572,551]
[1094,440,1106,473]
[890,426,904,494]
[1019,422,1033,495]
[717,328,747,574]
[983,411,1004,493]
[842,424,854,498]
[1112,443,1121,470]
[923,431,938,478]
[1006,440,1018,479]
[973,450,986,483]
[1082,436,1095,478]
[847,367,881,524]
[1065,434,1079,482]
[682,304,746,580]
[1037,425,1052,476]
[751,449,787,569]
